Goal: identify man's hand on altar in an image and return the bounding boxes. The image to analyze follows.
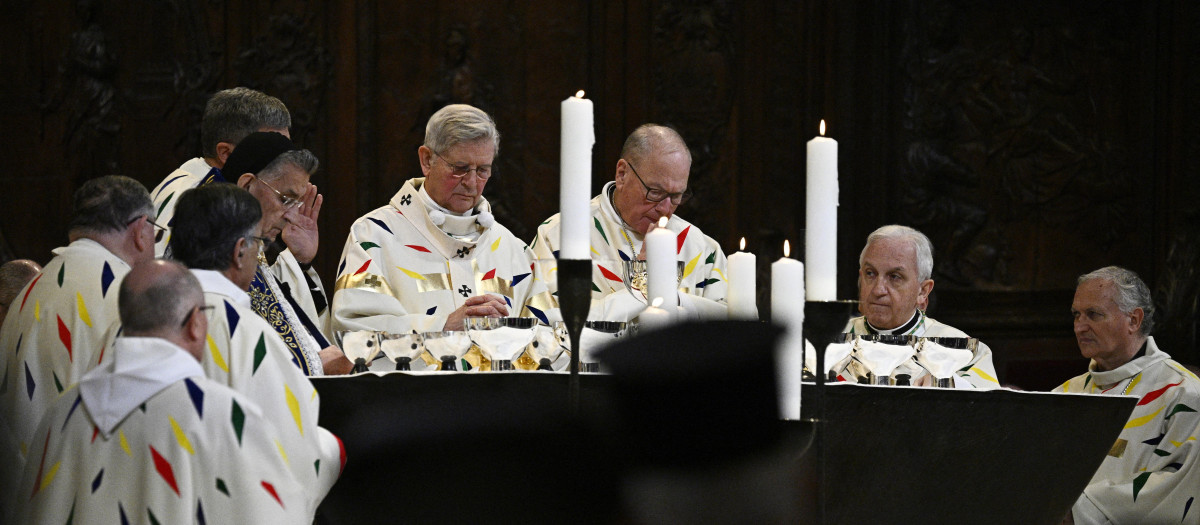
[281,183,322,264]
[444,294,510,330]
[320,344,354,375]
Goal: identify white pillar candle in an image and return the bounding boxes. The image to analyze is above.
[772,240,805,420]
[638,297,672,332]
[727,237,757,320]
[805,119,838,300]
[559,91,594,260]
[646,216,677,313]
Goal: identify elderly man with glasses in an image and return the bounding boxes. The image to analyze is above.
[332,104,553,368]
[531,124,729,322]
[0,175,158,510]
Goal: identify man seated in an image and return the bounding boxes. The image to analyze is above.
[216,131,345,374]
[14,260,309,523]
[840,225,999,388]
[169,184,345,513]
[331,104,552,344]
[1056,266,1200,525]
[1,176,157,472]
[530,124,728,322]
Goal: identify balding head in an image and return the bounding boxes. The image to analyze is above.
[0,259,42,321]
[613,124,694,234]
[118,260,208,359]
[620,124,692,167]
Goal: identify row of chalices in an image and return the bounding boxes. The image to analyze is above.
[804,334,977,387]
[336,319,626,373]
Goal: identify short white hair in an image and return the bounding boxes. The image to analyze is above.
[424,104,500,156]
[859,225,934,281]
[1078,266,1155,336]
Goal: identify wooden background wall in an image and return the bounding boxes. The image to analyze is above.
[2,0,1197,390]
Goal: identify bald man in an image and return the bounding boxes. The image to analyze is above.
[0,259,41,322]
[14,260,308,523]
[531,124,729,323]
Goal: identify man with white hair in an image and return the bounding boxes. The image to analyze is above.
[332,104,552,368]
[1056,266,1200,525]
[840,224,999,388]
[530,124,728,322]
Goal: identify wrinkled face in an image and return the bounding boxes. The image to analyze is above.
[857,238,932,330]
[612,151,690,234]
[420,139,495,214]
[247,164,310,241]
[1071,279,1142,366]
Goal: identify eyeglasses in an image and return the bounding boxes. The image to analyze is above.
[251,175,304,210]
[181,305,215,327]
[433,151,493,180]
[623,159,692,205]
[128,215,168,243]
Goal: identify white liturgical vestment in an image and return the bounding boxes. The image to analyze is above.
[842,310,1000,389]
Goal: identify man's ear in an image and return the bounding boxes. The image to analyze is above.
[418,146,433,175]
[236,172,255,190]
[215,142,236,167]
[918,279,935,304]
[1128,307,1145,335]
[185,306,207,343]
[614,159,629,185]
[129,217,152,253]
[230,237,249,269]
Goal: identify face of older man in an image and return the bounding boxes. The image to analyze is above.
[613,150,690,235]
[247,163,310,241]
[858,237,933,330]
[1071,279,1143,370]
[420,139,495,214]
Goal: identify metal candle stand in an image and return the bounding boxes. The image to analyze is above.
[556,259,592,412]
[802,299,858,525]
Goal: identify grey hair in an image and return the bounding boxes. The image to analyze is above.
[118,261,204,335]
[1078,266,1156,336]
[620,124,693,165]
[201,87,291,159]
[69,175,154,235]
[258,149,319,182]
[859,225,934,281]
[168,184,263,272]
[0,259,41,309]
[423,104,500,156]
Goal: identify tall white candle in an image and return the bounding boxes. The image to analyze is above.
[772,240,805,420]
[727,237,757,320]
[638,297,672,332]
[559,91,594,260]
[805,119,838,300]
[646,216,677,313]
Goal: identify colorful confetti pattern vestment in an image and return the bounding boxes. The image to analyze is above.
[15,339,309,524]
[331,178,554,336]
[842,312,1000,389]
[1055,337,1200,524]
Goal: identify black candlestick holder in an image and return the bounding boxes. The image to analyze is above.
[556,258,592,411]
[802,298,858,525]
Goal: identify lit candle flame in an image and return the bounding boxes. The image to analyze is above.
[783,240,791,258]
[819,119,826,136]
[658,216,669,228]
[575,90,586,98]
[739,237,746,251]
[651,296,664,308]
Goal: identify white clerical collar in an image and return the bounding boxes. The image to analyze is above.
[77,337,205,437]
[867,310,923,335]
[418,183,472,217]
[190,269,251,308]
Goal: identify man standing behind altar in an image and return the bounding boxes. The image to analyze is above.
[150,87,291,257]
[331,104,553,337]
[841,225,999,388]
[530,124,728,322]
[1056,266,1200,525]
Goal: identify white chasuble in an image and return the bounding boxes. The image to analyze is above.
[530,181,729,322]
[16,337,309,524]
[192,270,344,516]
[150,157,220,258]
[842,311,1000,389]
[1055,338,1200,525]
[331,178,554,337]
[0,239,128,464]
